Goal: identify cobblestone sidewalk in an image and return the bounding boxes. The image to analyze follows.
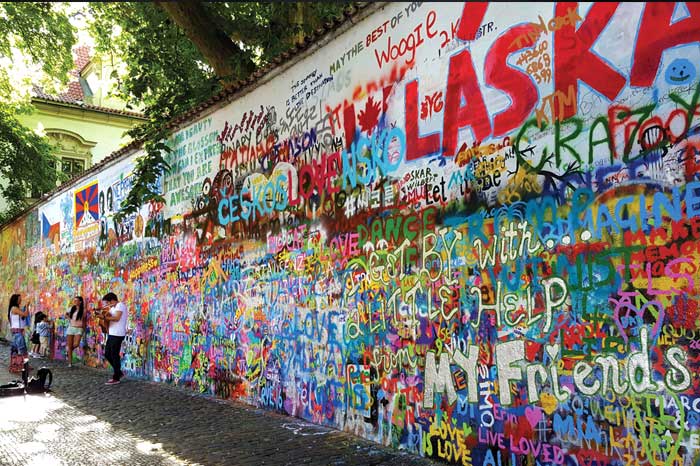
[0,343,439,466]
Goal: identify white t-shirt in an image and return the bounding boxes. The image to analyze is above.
[108,302,128,337]
[69,307,84,328]
[9,309,22,329]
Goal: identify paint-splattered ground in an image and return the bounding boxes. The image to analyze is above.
[0,343,439,466]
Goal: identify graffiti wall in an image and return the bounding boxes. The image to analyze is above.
[2,2,700,464]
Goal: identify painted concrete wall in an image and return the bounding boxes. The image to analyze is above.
[2,3,700,464]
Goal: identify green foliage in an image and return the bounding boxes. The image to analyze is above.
[0,2,75,223]
[205,2,354,62]
[88,1,351,220]
[113,133,171,224]
[88,3,219,121]
[0,106,61,223]
[0,2,76,101]
[89,2,217,220]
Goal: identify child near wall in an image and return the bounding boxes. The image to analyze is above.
[36,316,52,358]
[29,312,45,358]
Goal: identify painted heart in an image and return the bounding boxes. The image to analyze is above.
[524,406,542,428]
[610,294,664,345]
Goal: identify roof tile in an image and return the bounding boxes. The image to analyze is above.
[32,44,145,118]
[32,93,147,119]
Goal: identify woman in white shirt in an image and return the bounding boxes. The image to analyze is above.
[8,293,29,373]
[65,296,86,367]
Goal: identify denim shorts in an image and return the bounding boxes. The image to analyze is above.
[11,331,27,355]
[67,326,84,336]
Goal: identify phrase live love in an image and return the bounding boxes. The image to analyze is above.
[477,428,565,465]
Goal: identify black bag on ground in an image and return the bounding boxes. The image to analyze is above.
[0,381,24,397]
[25,367,52,394]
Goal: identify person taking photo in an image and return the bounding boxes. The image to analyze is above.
[95,292,128,385]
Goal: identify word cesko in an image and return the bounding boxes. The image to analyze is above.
[218,127,406,226]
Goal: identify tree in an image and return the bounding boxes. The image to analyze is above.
[0,107,62,223]
[87,1,354,221]
[0,2,76,222]
[153,2,256,82]
[0,2,354,223]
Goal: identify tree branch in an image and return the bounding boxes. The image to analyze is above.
[154,0,256,84]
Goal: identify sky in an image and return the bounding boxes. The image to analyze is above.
[66,2,95,47]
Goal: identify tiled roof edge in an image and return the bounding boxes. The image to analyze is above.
[33,96,147,119]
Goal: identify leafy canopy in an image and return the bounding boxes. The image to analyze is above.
[0,2,76,223]
[0,106,62,223]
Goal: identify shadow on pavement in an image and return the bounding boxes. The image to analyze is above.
[0,343,439,466]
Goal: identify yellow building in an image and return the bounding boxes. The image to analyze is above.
[13,45,145,205]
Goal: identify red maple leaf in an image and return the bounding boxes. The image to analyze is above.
[357,96,381,135]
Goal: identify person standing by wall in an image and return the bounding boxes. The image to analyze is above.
[29,311,44,358]
[8,294,29,373]
[96,292,127,385]
[65,296,86,367]
[37,314,52,358]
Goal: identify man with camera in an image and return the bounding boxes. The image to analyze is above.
[95,292,128,385]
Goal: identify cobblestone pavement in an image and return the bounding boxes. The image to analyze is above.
[0,343,440,466]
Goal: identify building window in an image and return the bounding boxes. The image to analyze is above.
[26,130,95,202]
[61,157,85,178]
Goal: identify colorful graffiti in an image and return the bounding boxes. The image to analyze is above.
[1,2,700,465]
